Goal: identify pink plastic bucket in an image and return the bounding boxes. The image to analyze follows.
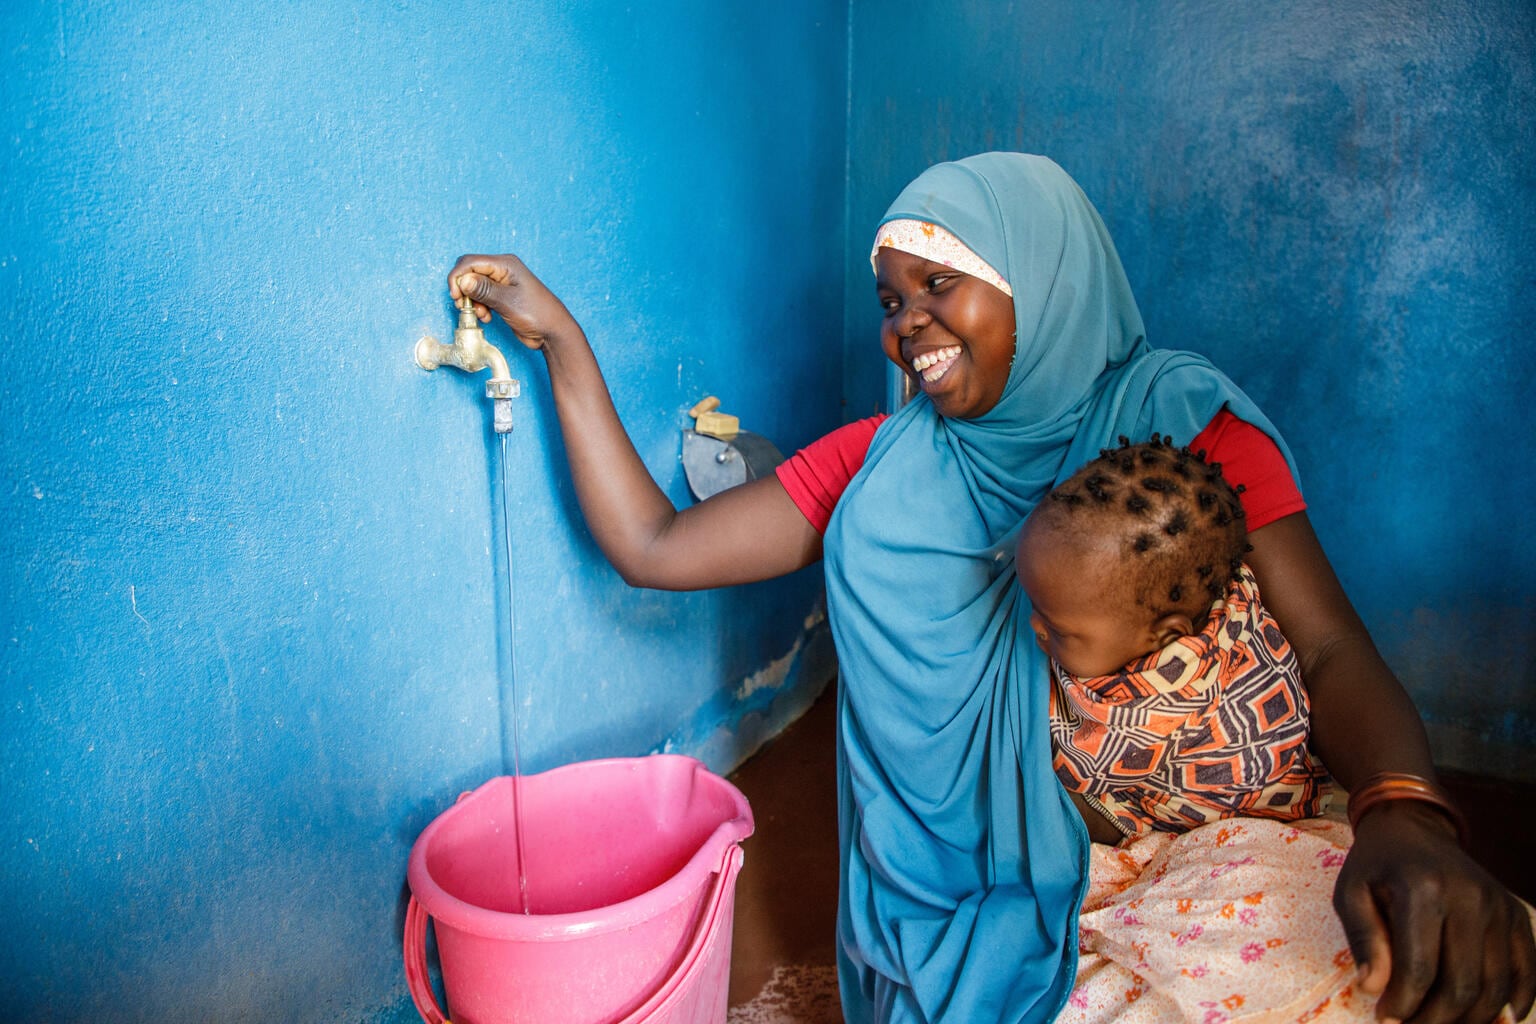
[405,755,753,1024]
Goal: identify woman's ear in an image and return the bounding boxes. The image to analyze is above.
[1151,613,1195,648]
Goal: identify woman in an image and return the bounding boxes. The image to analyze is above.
[448,152,1534,1023]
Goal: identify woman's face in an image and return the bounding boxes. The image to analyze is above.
[875,248,1016,419]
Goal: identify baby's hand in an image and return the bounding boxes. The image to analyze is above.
[447,254,580,353]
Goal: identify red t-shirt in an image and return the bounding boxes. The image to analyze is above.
[775,409,1305,534]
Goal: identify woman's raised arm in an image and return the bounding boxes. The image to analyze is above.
[449,254,823,591]
[1247,512,1535,1024]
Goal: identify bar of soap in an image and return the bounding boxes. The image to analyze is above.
[694,411,740,440]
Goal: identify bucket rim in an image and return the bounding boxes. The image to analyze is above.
[406,754,753,941]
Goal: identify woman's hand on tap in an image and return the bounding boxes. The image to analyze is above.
[447,254,581,353]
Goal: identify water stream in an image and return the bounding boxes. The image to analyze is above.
[497,431,532,915]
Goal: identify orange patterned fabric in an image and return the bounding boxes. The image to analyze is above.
[1050,566,1331,836]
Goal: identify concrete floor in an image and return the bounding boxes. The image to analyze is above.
[723,680,1535,1023]
[726,684,841,1023]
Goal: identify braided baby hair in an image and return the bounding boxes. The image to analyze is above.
[1040,434,1252,619]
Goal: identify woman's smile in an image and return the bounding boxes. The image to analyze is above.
[875,248,1016,419]
[912,344,962,383]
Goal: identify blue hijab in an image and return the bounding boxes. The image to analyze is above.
[823,153,1294,1023]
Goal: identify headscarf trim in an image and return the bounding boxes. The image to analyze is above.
[871,218,1014,296]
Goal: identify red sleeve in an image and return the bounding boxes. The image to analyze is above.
[1190,409,1307,531]
[774,415,887,534]
[776,410,1301,534]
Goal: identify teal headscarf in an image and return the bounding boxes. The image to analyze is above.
[824,153,1294,1022]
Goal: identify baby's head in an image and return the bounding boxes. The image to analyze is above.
[1016,436,1250,678]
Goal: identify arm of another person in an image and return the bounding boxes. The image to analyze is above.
[1246,513,1535,1024]
[449,254,822,591]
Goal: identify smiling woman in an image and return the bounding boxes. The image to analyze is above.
[447,152,1535,1024]
[874,241,1017,420]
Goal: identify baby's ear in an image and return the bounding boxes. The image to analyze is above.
[1152,613,1195,647]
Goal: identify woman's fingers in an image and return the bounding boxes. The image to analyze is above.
[442,253,577,353]
[1409,891,1509,1024]
[457,272,498,321]
[1335,865,1394,995]
[1372,873,1446,1022]
[1335,802,1536,1024]
[1510,909,1536,1022]
[1372,872,1533,1024]
[444,255,525,326]
[446,255,519,303]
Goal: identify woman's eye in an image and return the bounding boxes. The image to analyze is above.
[928,274,954,291]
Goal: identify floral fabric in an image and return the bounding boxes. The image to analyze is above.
[1061,816,1536,1023]
[1064,817,1360,1023]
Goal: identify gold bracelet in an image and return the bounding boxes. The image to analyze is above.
[1345,771,1469,849]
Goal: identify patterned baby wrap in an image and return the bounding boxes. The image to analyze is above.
[1050,565,1331,837]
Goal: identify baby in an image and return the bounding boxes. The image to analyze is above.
[1016,435,1331,839]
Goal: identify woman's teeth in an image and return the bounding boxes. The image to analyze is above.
[912,346,962,383]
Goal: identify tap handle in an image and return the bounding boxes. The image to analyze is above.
[457,293,480,329]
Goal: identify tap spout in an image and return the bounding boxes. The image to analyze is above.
[415,295,521,432]
[416,296,515,379]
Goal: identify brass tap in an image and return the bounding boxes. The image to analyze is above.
[415,290,520,432]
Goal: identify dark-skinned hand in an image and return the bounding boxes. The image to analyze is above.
[1335,801,1536,1024]
[446,253,582,353]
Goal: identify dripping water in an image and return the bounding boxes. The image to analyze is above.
[497,431,531,915]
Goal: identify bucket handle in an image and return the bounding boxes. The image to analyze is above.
[615,841,745,1024]
[404,894,449,1024]
[403,842,745,1024]
[404,789,475,1024]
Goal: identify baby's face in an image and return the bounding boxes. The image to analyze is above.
[1016,518,1162,679]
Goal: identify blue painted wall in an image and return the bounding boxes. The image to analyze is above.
[6,0,1533,1020]
[1,2,844,1020]
[847,0,1536,777]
